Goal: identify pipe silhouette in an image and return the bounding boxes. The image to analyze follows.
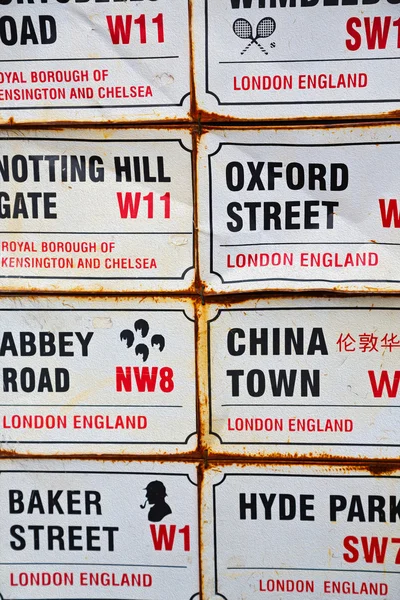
[140,499,148,509]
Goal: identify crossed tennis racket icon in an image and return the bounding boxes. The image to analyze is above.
[233,18,276,55]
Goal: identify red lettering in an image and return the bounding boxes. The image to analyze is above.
[107,13,166,46]
[117,192,169,219]
[133,366,158,392]
[160,192,170,219]
[150,524,176,551]
[344,536,388,564]
[116,366,131,392]
[115,366,174,392]
[346,17,362,51]
[362,536,388,564]
[368,370,400,398]
[150,524,190,551]
[395,18,400,48]
[346,17,397,51]
[152,13,165,43]
[159,367,174,393]
[365,16,391,50]
[106,15,132,45]
[179,525,190,552]
[117,192,141,219]
[392,538,400,564]
[379,198,400,228]
[343,535,359,563]
[143,192,154,219]
[134,14,147,44]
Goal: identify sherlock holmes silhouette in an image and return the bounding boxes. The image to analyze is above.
[140,481,172,522]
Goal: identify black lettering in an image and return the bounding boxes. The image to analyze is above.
[239,493,257,519]
[226,162,244,192]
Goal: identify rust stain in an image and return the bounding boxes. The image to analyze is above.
[199,289,400,307]
[202,282,400,298]
[361,462,400,476]
[188,0,197,126]
[0,448,18,458]
[0,452,202,463]
[192,107,237,125]
[202,456,400,476]
[384,109,400,119]
[0,285,200,297]
[200,120,400,133]
[196,108,400,127]
[0,121,197,132]
[1,113,397,128]
[0,292,200,305]
[194,300,203,461]
[197,460,205,588]
[196,298,209,461]
[0,448,398,477]
[192,127,201,298]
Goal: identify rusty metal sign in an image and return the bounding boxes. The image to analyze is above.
[199,296,400,459]
[202,463,400,600]
[192,1,400,120]
[199,125,400,294]
[0,296,196,455]
[0,459,199,599]
[0,0,191,125]
[0,128,194,293]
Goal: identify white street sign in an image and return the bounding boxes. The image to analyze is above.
[200,296,400,459]
[192,0,400,120]
[0,459,199,600]
[202,463,400,600]
[199,126,400,293]
[0,129,194,293]
[0,296,196,455]
[0,1,191,124]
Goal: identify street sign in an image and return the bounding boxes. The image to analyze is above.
[200,296,400,459]
[202,463,400,600]
[0,296,196,455]
[198,125,400,294]
[0,0,191,124]
[0,128,194,293]
[0,459,199,600]
[192,0,400,120]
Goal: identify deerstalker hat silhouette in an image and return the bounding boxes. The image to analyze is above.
[144,481,167,495]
